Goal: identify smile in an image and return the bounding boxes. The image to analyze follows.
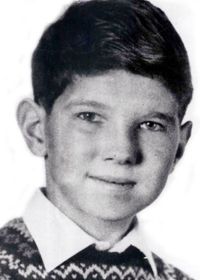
[88,175,136,188]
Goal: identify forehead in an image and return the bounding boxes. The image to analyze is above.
[53,70,178,116]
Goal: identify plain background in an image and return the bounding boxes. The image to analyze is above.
[0,0,199,279]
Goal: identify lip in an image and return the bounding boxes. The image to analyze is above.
[88,175,136,188]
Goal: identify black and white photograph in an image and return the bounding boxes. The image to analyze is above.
[0,0,199,279]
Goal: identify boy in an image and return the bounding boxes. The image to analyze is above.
[0,0,194,279]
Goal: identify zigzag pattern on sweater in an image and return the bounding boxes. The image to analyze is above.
[0,250,155,280]
[0,218,194,280]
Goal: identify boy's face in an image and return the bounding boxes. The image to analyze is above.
[40,70,190,222]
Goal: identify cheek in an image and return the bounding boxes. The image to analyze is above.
[139,136,178,195]
[143,133,178,169]
[153,146,176,171]
[48,128,98,175]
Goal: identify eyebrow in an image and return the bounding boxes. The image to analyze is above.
[145,112,177,125]
[64,100,110,110]
[64,100,177,124]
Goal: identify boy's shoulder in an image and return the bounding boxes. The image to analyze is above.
[153,253,194,280]
[0,218,195,280]
[0,217,37,255]
[0,218,45,279]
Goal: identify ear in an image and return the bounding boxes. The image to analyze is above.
[17,98,47,157]
[172,121,192,170]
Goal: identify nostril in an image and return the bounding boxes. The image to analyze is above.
[124,158,133,165]
[104,150,143,166]
[105,157,115,161]
[105,155,134,165]
[117,158,133,165]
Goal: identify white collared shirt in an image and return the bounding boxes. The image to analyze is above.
[23,188,157,278]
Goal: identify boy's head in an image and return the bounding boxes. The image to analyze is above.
[32,0,192,120]
[17,0,193,235]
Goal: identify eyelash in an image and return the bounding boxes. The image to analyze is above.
[139,121,165,132]
[76,112,165,132]
[76,112,102,123]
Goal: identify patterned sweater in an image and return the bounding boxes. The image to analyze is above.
[0,218,194,280]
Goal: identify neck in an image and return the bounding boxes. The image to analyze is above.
[46,187,134,244]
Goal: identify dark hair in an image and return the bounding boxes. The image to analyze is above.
[32,0,193,119]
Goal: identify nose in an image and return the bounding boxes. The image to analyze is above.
[101,127,142,166]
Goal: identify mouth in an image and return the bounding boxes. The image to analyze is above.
[88,175,136,189]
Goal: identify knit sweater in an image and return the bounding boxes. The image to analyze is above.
[0,218,194,280]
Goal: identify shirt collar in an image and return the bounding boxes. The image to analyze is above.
[23,188,157,278]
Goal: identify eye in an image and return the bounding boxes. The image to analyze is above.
[139,121,165,131]
[77,112,102,123]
